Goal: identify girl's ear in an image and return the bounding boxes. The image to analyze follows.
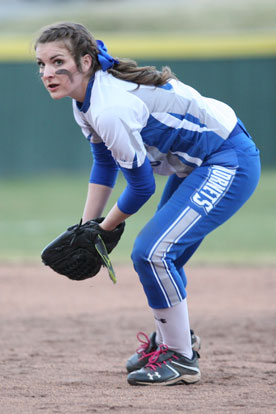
[81,54,93,74]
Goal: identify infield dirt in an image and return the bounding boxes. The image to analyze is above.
[0,263,275,413]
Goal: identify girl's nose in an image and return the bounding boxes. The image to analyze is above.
[42,65,55,79]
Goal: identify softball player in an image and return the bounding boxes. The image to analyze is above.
[35,22,261,386]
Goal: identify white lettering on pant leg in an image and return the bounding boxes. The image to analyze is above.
[208,175,229,187]
[202,184,223,197]
[191,165,236,214]
[192,193,213,212]
[207,178,225,193]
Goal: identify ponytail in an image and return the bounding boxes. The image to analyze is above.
[109,58,176,86]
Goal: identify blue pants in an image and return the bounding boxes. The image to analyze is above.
[131,121,261,309]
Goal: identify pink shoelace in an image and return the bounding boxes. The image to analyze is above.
[135,332,156,361]
[146,344,179,371]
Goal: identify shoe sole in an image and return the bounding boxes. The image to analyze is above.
[128,373,201,387]
[128,372,201,386]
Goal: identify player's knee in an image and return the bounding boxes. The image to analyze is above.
[131,238,164,273]
[131,241,148,268]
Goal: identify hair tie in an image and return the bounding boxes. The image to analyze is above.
[96,40,119,71]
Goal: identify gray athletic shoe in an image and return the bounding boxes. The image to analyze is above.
[127,345,201,386]
[126,330,201,373]
[126,332,157,373]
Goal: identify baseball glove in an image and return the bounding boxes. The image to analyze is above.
[41,218,125,283]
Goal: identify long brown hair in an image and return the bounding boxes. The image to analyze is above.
[34,22,177,86]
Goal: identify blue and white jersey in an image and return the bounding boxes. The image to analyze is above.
[73,70,237,177]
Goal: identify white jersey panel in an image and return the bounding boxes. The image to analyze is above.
[74,71,149,168]
[72,105,93,140]
[73,70,238,175]
[131,79,237,140]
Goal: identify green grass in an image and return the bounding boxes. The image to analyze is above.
[1,170,275,265]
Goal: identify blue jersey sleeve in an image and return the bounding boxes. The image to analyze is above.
[117,157,156,214]
[89,141,119,187]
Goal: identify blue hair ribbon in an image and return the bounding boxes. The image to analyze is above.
[96,40,119,71]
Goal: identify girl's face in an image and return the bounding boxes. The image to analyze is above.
[36,41,91,102]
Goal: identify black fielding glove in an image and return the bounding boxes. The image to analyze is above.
[41,218,125,282]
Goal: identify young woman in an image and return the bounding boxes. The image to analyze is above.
[35,22,261,386]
